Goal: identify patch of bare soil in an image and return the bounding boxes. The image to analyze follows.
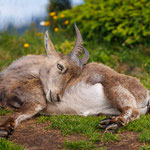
[9,118,63,150]
[8,117,86,150]
[106,131,143,150]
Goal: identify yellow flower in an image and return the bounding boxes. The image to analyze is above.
[64,20,69,25]
[54,27,59,32]
[24,43,30,48]
[36,32,42,36]
[53,16,57,20]
[50,12,56,16]
[44,21,50,26]
[60,14,65,18]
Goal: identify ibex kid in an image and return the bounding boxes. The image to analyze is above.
[0,24,86,137]
[0,24,149,137]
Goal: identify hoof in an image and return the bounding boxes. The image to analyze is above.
[105,123,119,133]
[99,118,111,128]
[0,124,14,138]
[0,130,8,138]
[8,125,14,135]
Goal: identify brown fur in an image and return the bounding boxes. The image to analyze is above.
[65,62,148,126]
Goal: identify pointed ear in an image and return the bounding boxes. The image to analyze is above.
[44,31,56,56]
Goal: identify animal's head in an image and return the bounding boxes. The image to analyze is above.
[39,24,89,103]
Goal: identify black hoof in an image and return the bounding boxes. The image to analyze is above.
[105,123,119,133]
[99,118,111,128]
[8,125,14,135]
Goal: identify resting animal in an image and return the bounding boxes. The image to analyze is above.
[0,24,149,137]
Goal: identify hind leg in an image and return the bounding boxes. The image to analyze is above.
[0,100,46,138]
[99,85,139,132]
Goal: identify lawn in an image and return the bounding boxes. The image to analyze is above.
[0,28,150,149]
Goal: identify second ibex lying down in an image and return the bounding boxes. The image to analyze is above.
[0,24,150,137]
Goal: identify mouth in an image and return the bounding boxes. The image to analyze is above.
[46,90,61,103]
[50,90,54,102]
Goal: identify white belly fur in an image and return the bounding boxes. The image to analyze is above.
[44,82,121,116]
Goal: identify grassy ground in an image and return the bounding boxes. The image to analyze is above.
[0,138,24,150]
[1,28,150,149]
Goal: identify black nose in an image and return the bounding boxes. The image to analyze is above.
[57,94,61,102]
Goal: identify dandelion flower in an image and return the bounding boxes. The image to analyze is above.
[44,21,50,26]
[53,16,57,20]
[50,12,56,16]
[24,43,30,48]
[54,27,59,32]
[60,14,65,18]
[64,20,69,25]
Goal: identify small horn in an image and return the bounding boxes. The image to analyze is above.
[44,31,56,56]
[68,23,83,60]
[80,47,89,65]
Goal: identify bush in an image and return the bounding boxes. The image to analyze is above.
[56,0,150,45]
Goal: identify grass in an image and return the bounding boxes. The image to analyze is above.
[1,27,150,149]
[140,145,150,150]
[139,130,150,143]
[37,115,119,149]
[0,108,12,116]
[122,115,150,132]
[37,115,120,149]
[0,138,24,150]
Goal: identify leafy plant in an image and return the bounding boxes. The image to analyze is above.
[56,0,150,45]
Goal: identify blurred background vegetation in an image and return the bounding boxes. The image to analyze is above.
[0,0,150,88]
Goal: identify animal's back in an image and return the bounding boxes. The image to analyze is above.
[0,55,46,108]
[82,63,148,108]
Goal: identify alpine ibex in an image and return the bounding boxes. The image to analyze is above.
[0,24,149,137]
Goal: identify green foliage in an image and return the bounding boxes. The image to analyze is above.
[48,0,72,13]
[0,138,24,150]
[57,0,150,44]
[55,40,74,55]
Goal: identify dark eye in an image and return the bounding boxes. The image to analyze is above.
[57,64,64,71]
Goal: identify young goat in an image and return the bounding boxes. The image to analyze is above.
[0,24,87,137]
[0,24,149,137]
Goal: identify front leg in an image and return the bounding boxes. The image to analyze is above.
[99,85,140,132]
[0,101,46,138]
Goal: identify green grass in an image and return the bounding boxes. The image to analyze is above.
[122,115,150,132]
[140,145,150,150]
[139,130,150,143]
[0,108,12,116]
[0,138,24,150]
[38,115,119,142]
[38,115,119,149]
